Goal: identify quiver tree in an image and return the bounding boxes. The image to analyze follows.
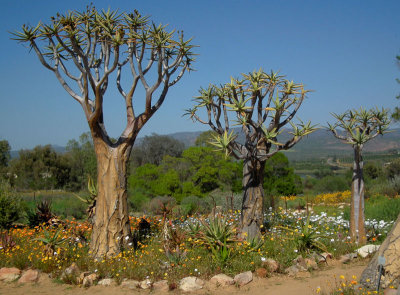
[13,8,196,257]
[186,69,315,238]
[328,107,390,244]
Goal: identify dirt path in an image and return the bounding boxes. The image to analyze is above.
[0,260,369,295]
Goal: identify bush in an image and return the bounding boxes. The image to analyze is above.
[146,196,176,215]
[0,181,23,229]
[313,175,350,193]
[180,196,210,215]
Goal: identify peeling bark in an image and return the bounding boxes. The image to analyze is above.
[90,138,132,258]
[240,159,265,239]
[361,214,400,289]
[350,146,366,245]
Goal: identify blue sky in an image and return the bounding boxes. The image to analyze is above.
[1,0,399,150]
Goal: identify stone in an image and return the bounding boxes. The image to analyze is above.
[0,267,21,282]
[61,262,80,282]
[262,258,279,273]
[317,252,333,264]
[255,268,268,278]
[210,274,234,286]
[77,271,91,284]
[286,265,300,277]
[293,256,307,271]
[357,244,380,258]
[82,273,98,287]
[234,271,253,286]
[121,279,140,289]
[139,278,152,289]
[153,280,169,292]
[339,253,357,264]
[361,215,400,289]
[97,278,114,286]
[304,258,318,270]
[179,276,205,292]
[18,269,39,283]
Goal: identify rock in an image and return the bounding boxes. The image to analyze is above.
[77,271,91,284]
[361,215,400,289]
[61,263,80,282]
[234,271,253,286]
[64,263,80,275]
[317,252,333,264]
[139,278,152,289]
[357,244,380,258]
[82,274,98,287]
[304,258,318,270]
[97,278,114,286]
[339,253,357,264]
[210,274,234,286]
[0,267,21,282]
[286,265,300,277]
[153,280,169,291]
[255,268,268,278]
[121,279,140,289]
[18,269,39,283]
[262,258,279,273]
[293,256,307,271]
[179,276,205,291]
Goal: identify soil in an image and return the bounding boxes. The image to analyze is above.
[0,259,369,295]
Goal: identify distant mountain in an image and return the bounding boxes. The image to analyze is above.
[11,129,400,161]
[10,144,66,159]
[166,128,400,161]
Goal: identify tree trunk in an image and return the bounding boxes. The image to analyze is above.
[240,159,265,239]
[360,213,400,289]
[90,138,132,257]
[350,146,366,244]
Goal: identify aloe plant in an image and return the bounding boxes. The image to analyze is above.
[13,7,196,258]
[35,228,67,256]
[197,215,237,265]
[328,107,390,244]
[72,176,97,222]
[186,70,316,238]
[278,215,328,254]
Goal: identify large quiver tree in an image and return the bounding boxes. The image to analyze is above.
[13,8,195,257]
[328,107,390,244]
[186,70,315,238]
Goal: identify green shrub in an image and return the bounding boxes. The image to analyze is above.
[313,175,350,193]
[0,181,23,229]
[343,195,400,222]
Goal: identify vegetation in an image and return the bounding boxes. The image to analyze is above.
[328,107,390,244]
[187,69,316,238]
[13,7,196,257]
[0,180,23,229]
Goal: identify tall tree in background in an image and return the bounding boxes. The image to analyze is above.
[130,134,184,167]
[328,107,390,244]
[65,132,97,191]
[0,140,11,177]
[13,8,196,257]
[186,69,315,238]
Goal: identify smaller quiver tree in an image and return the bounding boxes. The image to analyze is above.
[328,107,390,244]
[186,69,316,238]
[13,8,196,257]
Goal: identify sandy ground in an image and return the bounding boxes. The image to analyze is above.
[0,259,369,295]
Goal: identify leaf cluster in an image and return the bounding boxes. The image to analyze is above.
[328,107,390,146]
[186,69,316,160]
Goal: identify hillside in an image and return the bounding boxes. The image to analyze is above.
[11,129,400,161]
